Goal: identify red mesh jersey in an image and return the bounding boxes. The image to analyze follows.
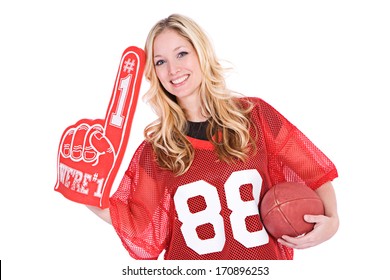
[109,97,338,260]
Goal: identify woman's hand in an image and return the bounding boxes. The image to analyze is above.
[277,213,339,249]
[278,181,339,249]
[86,205,112,224]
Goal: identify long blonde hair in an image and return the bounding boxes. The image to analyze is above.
[143,14,255,175]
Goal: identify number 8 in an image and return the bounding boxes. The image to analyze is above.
[225,170,269,248]
[174,181,226,255]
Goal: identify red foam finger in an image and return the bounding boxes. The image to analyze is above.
[54,46,145,208]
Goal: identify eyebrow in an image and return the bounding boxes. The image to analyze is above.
[154,45,187,58]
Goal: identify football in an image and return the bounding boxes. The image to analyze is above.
[260,182,324,239]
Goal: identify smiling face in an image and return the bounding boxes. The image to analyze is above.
[153,29,203,105]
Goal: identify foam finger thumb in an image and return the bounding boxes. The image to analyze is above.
[90,131,113,153]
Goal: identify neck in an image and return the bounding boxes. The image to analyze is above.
[185,110,208,122]
[177,94,208,122]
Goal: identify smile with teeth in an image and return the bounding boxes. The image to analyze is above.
[171,75,189,85]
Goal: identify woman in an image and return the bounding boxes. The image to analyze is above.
[89,14,339,260]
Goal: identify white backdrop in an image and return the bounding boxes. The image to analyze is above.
[1,0,389,279]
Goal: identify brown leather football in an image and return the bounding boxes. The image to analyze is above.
[260,182,324,239]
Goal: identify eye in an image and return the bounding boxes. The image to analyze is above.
[177,51,188,59]
[155,59,165,66]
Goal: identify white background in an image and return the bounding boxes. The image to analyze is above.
[1,0,389,279]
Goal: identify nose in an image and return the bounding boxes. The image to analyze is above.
[169,62,181,76]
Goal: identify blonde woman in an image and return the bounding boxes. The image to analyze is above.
[89,14,339,260]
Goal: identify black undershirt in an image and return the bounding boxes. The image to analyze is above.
[186,120,209,140]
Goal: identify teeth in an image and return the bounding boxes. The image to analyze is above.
[172,75,188,84]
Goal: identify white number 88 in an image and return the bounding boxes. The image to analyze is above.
[174,169,269,255]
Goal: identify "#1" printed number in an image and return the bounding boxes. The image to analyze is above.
[110,74,132,128]
[174,169,269,255]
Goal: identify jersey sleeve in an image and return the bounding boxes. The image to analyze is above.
[251,97,338,189]
[109,141,171,259]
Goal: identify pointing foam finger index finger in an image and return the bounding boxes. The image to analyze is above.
[103,46,145,153]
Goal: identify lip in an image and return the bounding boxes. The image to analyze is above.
[171,74,189,85]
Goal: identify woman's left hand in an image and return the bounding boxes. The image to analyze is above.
[277,213,339,249]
